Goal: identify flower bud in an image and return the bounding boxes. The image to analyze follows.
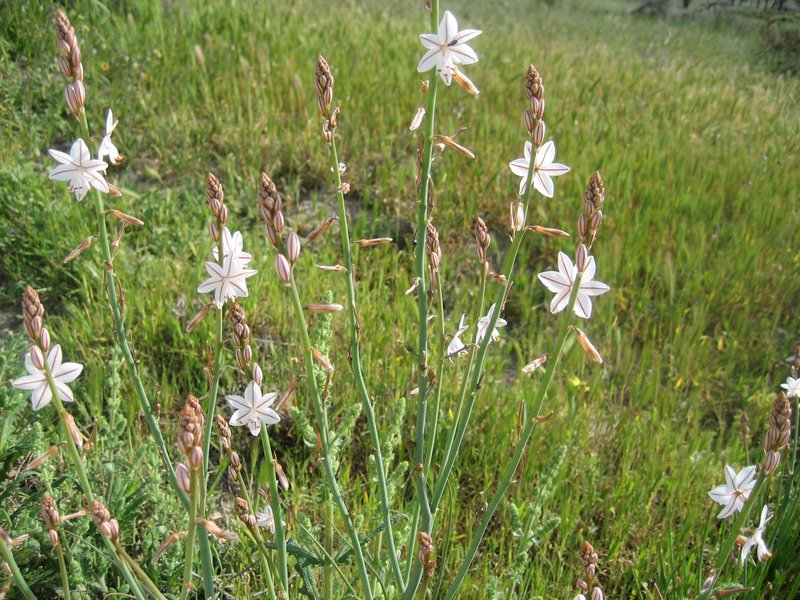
[273,211,285,235]
[522,354,548,374]
[252,363,263,386]
[64,81,85,117]
[572,326,603,364]
[577,580,589,592]
[230,451,241,470]
[510,201,525,232]
[209,221,219,242]
[591,587,604,600]
[176,463,191,493]
[287,232,301,264]
[534,119,546,147]
[356,237,393,247]
[243,344,252,365]
[764,450,781,476]
[575,244,589,273]
[306,303,345,313]
[218,204,228,226]
[191,446,204,470]
[39,327,51,351]
[524,108,535,136]
[275,254,291,285]
[30,345,45,370]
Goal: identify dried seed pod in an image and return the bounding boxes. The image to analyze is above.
[186,305,211,333]
[63,235,94,263]
[410,107,426,131]
[306,303,345,313]
[305,216,338,244]
[355,237,393,247]
[235,497,257,529]
[451,66,479,96]
[572,326,603,364]
[510,201,525,232]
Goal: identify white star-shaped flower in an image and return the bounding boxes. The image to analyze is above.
[707,464,757,520]
[781,376,800,398]
[256,505,280,534]
[740,504,772,566]
[417,10,481,86]
[508,140,570,198]
[212,227,253,269]
[476,303,506,345]
[225,380,280,436]
[98,109,121,165]
[447,313,469,358]
[538,252,610,319]
[12,345,83,411]
[49,139,110,201]
[198,254,257,309]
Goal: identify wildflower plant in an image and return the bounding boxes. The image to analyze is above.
[19,2,800,599]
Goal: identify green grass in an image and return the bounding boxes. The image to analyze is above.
[1,0,799,598]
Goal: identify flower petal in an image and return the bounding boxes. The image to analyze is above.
[533,170,555,198]
[31,384,53,411]
[53,379,74,403]
[47,345,63,371]
[550,289,570,315]
[537,270,569,293]
[509,158,530,177]
[13,374,45,391]
[52,361,83,383]
[452,28,482,44]
[574,292,592,319]
[580,280,610,297]
[440,10,458,43]
[536,140,556,168]
[449,44,478,66]
[417,47,442,73]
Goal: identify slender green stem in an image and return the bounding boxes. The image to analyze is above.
[406,5,440,597]
[328,131,405,589]
[76,110,213,595]
[405,129,542,600]
[325,491,334,599]
[116,542,168,600]
[259,428,289,593]
[43,361,145,600]
[180,470,198,600]
[55,538,71,600]
[201,306,225,480]
[294,518,360,599]
[76,110,190,511]
[0,535,36,600]
[697,474,767,599]
[424,282,447,474]
[443,274,582,599]
[286,275,374,599]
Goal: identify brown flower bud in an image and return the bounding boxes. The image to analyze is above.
[39,327,51,352]
[186,304,211,333]
[252,363,263,386]
[287,232,301,264]
[355,237,393,247]
[315,56,334,117]
[63,235,93,263]
[275,254,292,284]
[591,587,604,600]
[764,451,781,476]
[527,225,570,238]
[572,326,603,364]
[91,500,119,543]
[64,412,84,450]
[305,216,338,244]
[410,107,426,131]
[451,66,479,96]
[198,519,239,542]
[534,119,546,147]
[176,463,191,493]
[306,303,345,313]
[524,108,535,136]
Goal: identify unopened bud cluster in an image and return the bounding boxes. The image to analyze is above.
[215,414,242,483]
[258,173,285,249]
[55,11,85,117]
[41,494,61,547]
[315,56,339,144]
[22,287,49,350]
[91,500,120,543]
[472,217,491,275]
[764,391,792,475]
[417,531,437,577]
[206,173,228,242]
[235,497,257,529]
[229,302,252,372]
[425,224,442,290]
[579,171,605,247]
[524,65,546,146]
[575,540,604,600]
[178,395,205,470]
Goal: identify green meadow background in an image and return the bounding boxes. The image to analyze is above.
[1,0,798,597]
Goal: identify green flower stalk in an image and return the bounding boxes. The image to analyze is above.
[315,53,405,590]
